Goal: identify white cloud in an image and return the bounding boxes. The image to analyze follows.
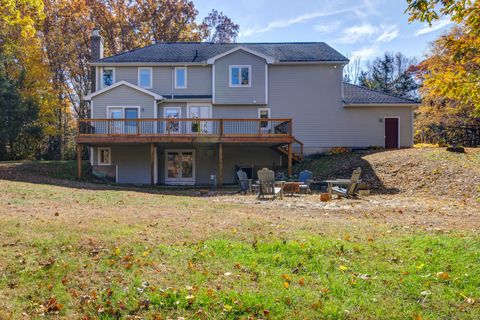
[336,23,378,44]
[351,46,378,60]
[239,6,362,38]
[313,22,341,33]
[376,25,399,42]
[415,18,452,36]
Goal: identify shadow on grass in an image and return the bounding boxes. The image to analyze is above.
[293,149,400,195]
[0,160,238,197]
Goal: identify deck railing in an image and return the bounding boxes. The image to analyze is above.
[78,118,293,137]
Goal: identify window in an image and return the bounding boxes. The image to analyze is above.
[258,108,270,129]
[138,67,152,88]
[175,67,187,89]
[229,65,251,87]
[102,67,115,88]
[98,147,111,166]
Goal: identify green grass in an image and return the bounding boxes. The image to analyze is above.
[1,225,479,319]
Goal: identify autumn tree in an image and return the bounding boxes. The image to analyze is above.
[358,52,419,99]
[406,0,480,112]
[201,9,239,43]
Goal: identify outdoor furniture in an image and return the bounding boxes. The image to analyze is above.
[298,170,314,194]
[283,181,301,196]
[237,169,252,194]
[325,167,362,198]
[257,168,285,199]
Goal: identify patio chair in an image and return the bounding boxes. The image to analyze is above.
[257,168,284,199]
[237,169,252,194]
[298,170,314,194]
[325,167,362,198]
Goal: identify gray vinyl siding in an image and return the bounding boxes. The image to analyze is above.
[92,85,155,118]
[212,105,258,118]
[268,65,413,150]
[91,145,151,184]
[96,66,211,97]
[214,50,266,105]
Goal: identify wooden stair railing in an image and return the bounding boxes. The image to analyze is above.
[274,138,304,162]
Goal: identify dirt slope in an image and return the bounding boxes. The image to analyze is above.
[297,148,480,199]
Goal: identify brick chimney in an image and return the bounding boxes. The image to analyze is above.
[91,28,104,61]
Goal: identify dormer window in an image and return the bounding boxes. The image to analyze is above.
[229,65,250,87]
[138,67,152,88]
[102,67,115,88]
[175,67,187,89]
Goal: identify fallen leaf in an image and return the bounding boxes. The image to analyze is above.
[339,265,348,271]
[298,277,305,286]
[283,281,290,288]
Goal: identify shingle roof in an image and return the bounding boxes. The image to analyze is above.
[96,42,349,63]
[343,83,418,105]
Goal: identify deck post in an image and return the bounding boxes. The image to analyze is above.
[77,144,83,179]
[287,143,293,177]
[218,143,223,186]
[150,143,155,185]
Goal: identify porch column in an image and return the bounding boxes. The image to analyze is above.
[150,143,155,185]
[218,143,223,186]
[77,144,83,179]
[287,143,293,177]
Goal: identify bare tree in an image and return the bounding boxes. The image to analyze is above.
[201,9,239,43]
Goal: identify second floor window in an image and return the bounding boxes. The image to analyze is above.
[175,67,187,89]
[138,67,152,88]
[230,65,250,87]
[102,67,114,88]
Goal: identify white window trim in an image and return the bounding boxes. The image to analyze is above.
[163,106,182,118]
[106,106,141,118]
[101,67,115,89]
[229,65,251,88]
[97,147,111,166]
[383,116,401,149]
[174,67,187,89]
[258,107,271,130]
[138,67,153,89]
[164,149,195,185]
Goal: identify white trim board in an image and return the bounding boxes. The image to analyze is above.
[83,80,163,100]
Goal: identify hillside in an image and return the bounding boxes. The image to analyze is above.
[295,148,480,199]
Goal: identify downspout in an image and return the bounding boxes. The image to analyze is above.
[171,66,174,99]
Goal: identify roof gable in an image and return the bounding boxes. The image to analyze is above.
[83,80,163,100]
[206,46,276,64]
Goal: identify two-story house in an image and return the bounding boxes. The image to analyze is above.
[76,30,417,185]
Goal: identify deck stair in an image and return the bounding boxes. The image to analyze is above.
[274,138,304,163]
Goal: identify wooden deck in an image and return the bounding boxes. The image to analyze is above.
[76,118,294,144]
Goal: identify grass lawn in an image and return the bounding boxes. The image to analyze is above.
[0,151,479,319]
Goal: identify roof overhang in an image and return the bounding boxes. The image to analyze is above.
[343,103,420,108]
[83,80,164,100]
[207,46,276,64]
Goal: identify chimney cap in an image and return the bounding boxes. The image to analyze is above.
[92,29,100,37]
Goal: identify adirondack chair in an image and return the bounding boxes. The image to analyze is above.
[257,168,284,199]
[325,167,362,198]
[237,169,252,194]
[298,170,314,194]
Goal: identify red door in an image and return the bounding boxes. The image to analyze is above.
[384,118,399,149]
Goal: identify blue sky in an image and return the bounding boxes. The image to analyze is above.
[195,0,453,61]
